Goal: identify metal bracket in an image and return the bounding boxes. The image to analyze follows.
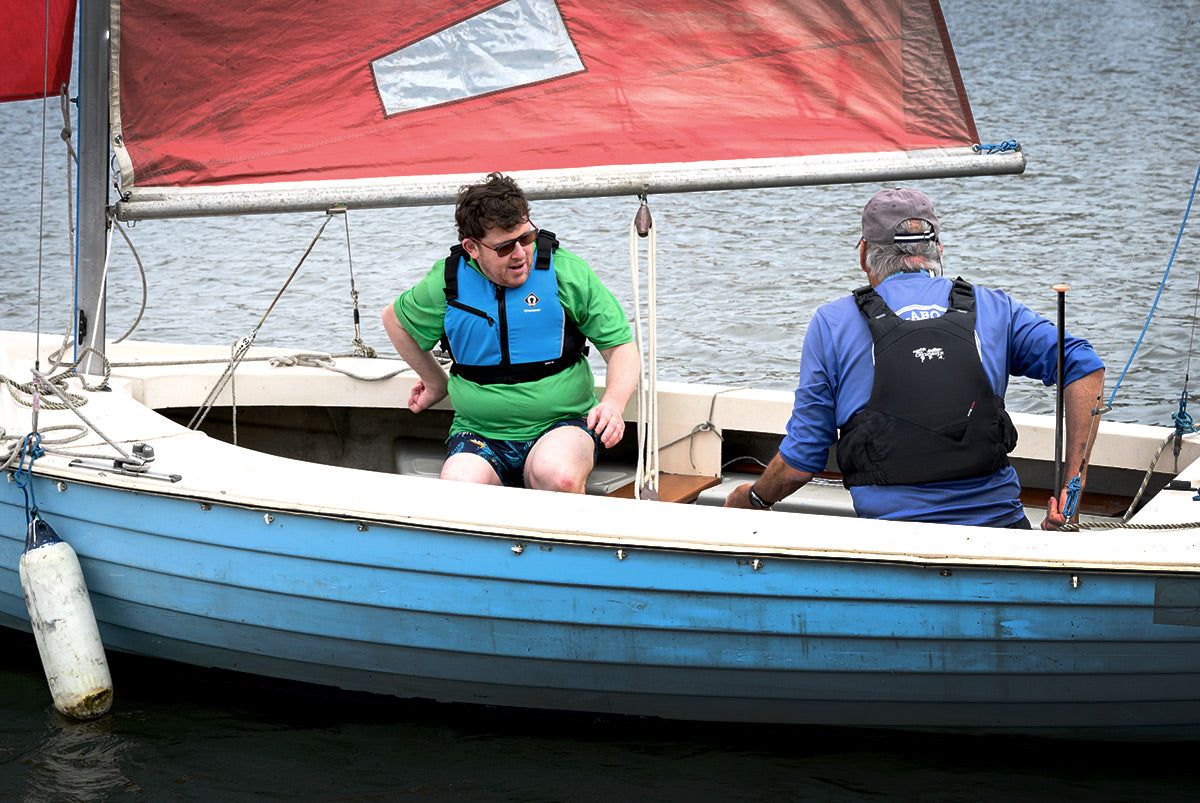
[68,442,182,483]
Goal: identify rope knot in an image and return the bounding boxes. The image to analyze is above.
[1174,390,1198,435]
[973,139,1021,154]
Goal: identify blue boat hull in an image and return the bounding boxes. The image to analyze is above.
[4,475,1200,739]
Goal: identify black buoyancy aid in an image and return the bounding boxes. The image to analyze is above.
[836,277,1017,487]
[440,229,588,385]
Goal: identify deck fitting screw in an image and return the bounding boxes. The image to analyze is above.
[616,549,628,561]
[511,544,525,555]
[264,513,275,524]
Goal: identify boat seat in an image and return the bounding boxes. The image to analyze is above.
[606,474,722,504]
[696,473,859,516]
[392,437,636,495]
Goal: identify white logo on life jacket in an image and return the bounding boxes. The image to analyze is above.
[524,293,540,307]
[914,347,944,362]
[896,303,947,321]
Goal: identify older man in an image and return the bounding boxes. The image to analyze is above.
[726,188,1104,528]
[383,172,638,493]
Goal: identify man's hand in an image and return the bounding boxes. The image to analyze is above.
[724,483,757,509]
[408,378,447,413]
[587,400,625,449]
[1041,488,1073,530]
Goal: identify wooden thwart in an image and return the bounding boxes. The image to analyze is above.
[608,473,721,504]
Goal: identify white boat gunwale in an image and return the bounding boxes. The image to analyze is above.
[5,334,1200,575]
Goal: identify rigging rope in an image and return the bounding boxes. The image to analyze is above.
[1105,159,1200,410]
[187,212,335,430]
[3,347,108,410]
[655,387,747,471]
[1,424,87,472]
[629,196,658,499]
[331,205,378,358]
[34,0,56,373]
[109,214,149,343]
[1097,0,1197,420]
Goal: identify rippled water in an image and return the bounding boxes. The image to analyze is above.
[5,627,1200,803]
[3,3,1199,428]
[3,0,1200,799]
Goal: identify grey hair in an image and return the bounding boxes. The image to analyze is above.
[863,219,943,282]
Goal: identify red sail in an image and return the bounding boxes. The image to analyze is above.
[0,0,77,102]
[113,0,980,190]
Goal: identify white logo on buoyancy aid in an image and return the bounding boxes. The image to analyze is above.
[895,302,948,320]
[913,347,945,362]
[524,292,540,308]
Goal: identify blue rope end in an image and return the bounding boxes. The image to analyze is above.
[1173,390,1199,435]
[973,139,1021,154]
[1063,475,1082,520]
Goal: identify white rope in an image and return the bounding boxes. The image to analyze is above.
[645,220,659,495]
[629,205,659,499]
[629,220,647,496]
[25,367,137,462]
[229,339,239,446]
[110,218,149,343]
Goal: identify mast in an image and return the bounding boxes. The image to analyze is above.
[76,0,109,372]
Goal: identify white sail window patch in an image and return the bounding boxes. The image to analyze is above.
[373,0,584,116]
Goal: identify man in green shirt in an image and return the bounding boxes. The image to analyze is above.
[382,172,639,493]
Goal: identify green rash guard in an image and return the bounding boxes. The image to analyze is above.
[392,245,633,441]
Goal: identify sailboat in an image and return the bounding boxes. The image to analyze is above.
[3,0,1200,740]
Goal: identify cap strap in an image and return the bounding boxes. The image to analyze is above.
[892,229,939,243]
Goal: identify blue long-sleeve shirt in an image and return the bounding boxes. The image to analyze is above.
[778,272,1104,526]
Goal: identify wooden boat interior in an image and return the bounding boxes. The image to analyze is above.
[76,339,1194,529]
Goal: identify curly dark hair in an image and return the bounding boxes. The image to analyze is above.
[454,172,531,241]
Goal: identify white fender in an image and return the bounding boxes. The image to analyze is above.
[19,517,113,719]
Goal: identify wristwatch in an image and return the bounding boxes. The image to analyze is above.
[747,485,773,510]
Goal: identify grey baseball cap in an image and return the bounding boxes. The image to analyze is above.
[861,188,940,244]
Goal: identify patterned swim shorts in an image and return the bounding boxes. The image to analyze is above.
[445,417,600,487]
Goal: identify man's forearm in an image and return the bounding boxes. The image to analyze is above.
[1063,368,1105,486]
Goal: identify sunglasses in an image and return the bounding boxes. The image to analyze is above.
[473,226,538,257]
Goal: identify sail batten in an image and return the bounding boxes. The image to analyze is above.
[107,0,1022,219]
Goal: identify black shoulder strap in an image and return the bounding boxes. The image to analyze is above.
[442,244,469,302]
[851,285,904,340]
[947,277,976,314]
[851,285,888,318]
[534,229,558,271]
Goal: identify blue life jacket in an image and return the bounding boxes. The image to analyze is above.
[836,277,1018,487]
[441,229,588,385]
